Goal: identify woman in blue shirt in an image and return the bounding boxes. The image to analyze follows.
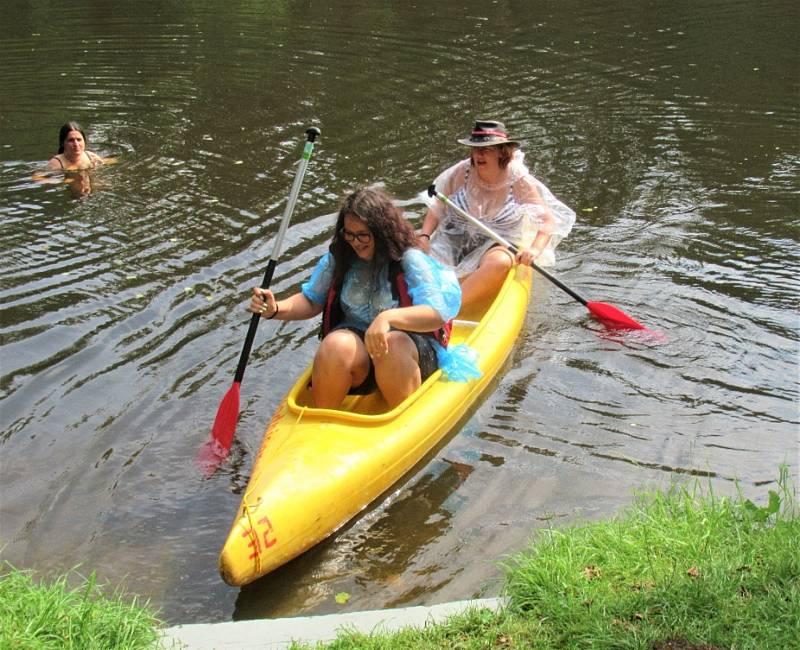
[249,187,463,409]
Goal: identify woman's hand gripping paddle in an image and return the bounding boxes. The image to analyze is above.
[196,127,321,476]
[427,186,650,331]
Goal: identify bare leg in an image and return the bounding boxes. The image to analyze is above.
[312,330,370,408]
[373,331,421,408]
[459,247,514,309]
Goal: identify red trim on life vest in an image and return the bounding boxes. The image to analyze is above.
[322,286,336,336]
[391,271,451,348]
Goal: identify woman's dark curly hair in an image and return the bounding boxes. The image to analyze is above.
[329,187,416,284]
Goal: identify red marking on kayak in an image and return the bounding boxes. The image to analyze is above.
[258,516,277,549]
[246,536,260,560]
[240,516,277,560]
[241,526,262,560]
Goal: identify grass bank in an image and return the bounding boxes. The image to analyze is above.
[0,567,163,649]
[295,468,799,649]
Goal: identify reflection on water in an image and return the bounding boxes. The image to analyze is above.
[1,0,797,626]
[32,168,99,199]
[63,171,93,198]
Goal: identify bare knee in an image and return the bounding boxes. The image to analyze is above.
[461,248,513,307]
[373,332,421,408]
[312,330,369,408]
[315,330,362,367]
[481,247,514,275]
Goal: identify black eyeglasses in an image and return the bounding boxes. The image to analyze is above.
[341,228,373,243]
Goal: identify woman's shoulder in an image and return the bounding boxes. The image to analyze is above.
[301,251,335,303]
[47,155,64,170]
[306,250,335,279]
[400,248,430,276]
[401,248,454,278]
[511,167,544,202]
[436,158,470,183]
[401,247,427,266]
[400,249,460,306]
[452,158,471,177]
[512,169,537,188]
[318,250,335,268]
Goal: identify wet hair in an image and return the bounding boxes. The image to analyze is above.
[470,143,517,169]
[57,121,87,154]
[329,187,417,284]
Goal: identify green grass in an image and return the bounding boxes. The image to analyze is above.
[0,566,163,650]
[292,467,799,649]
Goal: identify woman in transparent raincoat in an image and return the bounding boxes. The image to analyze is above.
[419,119,575,308]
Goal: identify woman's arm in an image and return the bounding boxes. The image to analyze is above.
[364,305,443,357]
[377,304,444,332]
[402,249,462,319]
[249,251,332,319]
[417,208,439,251]
[515,176,556,265]
[86,151,119,166]
[418,159,469,250]
[249,288,322,321]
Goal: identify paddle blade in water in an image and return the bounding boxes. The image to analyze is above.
[586,301,647,330]
[196,382,240,476]
[196,437,229,477]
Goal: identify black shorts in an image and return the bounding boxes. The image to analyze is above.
[331,326,439,395]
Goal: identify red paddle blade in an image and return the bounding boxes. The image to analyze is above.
[195,382,241,476]
[586,301,647,330]
[211,381,241,448]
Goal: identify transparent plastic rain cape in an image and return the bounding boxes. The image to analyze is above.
[426,150,576,275]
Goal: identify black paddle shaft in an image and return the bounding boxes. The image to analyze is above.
[233,260,278,383]
[529,262,588,306]
[233,128,320,384]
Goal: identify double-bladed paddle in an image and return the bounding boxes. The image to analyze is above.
[427,186,648,331]
[196,127,321,476]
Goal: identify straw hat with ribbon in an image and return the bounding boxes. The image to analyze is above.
[457,120,520,147]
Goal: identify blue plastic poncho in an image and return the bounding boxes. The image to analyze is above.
[301,249,481,381]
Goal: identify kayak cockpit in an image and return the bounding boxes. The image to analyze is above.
[285,299,491,421]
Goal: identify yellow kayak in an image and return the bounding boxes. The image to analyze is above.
[219,262,533,586]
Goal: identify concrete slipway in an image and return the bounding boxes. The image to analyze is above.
[162,597,505,649]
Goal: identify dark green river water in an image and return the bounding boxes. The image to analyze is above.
[1,0,797,625]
